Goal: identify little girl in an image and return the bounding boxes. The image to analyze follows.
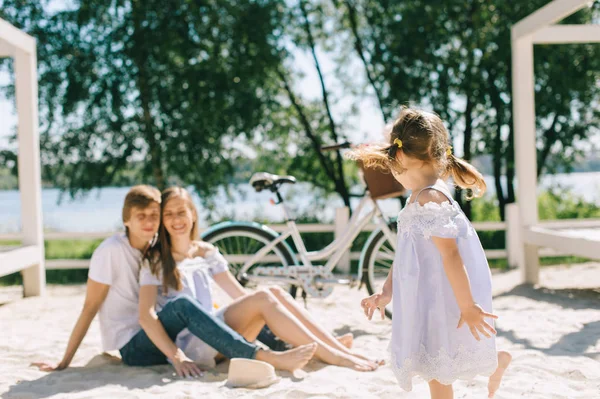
[353,108,511,399]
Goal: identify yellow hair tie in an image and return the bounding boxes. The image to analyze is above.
[446,146,452,156]
[393,138,403,148]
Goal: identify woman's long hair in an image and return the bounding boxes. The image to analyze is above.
[145,187,199,292]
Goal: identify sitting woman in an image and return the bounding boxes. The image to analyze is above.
[139,186,381,371]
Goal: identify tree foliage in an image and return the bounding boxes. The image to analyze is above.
[1,0,599,221]
[1,0,286,200]
[332,0,600,219]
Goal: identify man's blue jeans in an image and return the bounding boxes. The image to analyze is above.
[120,295,258,366]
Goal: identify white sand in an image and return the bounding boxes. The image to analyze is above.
[1,263,599,399]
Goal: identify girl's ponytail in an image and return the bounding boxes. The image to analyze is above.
[346,143,394,172]
[447,154,487,199]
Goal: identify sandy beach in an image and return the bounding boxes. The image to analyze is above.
[1,263,599,399]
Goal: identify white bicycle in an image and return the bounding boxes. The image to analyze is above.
[201,142,404,318]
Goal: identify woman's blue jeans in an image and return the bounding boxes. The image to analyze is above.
[119,295,258,366]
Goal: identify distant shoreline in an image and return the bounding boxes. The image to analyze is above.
[1,169,600,192]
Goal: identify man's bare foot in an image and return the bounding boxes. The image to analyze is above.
[256,343,317,372]
[336,333,354,349]
[488,351,512,398]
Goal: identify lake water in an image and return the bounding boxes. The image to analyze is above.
[1,172,599,233]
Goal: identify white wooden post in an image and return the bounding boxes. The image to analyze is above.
[505,203,523,270]
[512,35,540,284]
[15,46,45,297]
[335,207,350,274]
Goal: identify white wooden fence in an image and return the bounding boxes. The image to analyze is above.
[2,207,598,272]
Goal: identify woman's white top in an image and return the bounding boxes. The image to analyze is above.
[140,249,229,367]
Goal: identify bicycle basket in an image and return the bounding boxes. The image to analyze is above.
[360,163,406,200]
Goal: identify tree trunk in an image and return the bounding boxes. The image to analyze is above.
[460,96,473,219]
[276,69,350,208]
[299,0,351,208]
[131,0,165,190]
[505,70,516,205]
[340,0,388,121]
[537,113,559,177]
[489,83,506,220]
[506,122,516,205]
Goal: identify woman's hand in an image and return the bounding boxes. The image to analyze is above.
[457,303,498,341]
[31,361,68,372]
[360,291,392,320]
[170,348,204,378]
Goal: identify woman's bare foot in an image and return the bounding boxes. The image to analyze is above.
[488,351,512,398]
[335,334,384,366]
[336,333,354,349]
[350,351,385,366]
[334,351,379,372]
[256,343,317,372]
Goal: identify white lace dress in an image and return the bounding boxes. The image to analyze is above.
[390,186,498,391]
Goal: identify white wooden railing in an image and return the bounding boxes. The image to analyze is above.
[2,212,599,271]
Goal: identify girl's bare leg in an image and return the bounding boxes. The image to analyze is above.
[223,290,378,371]
[488,351,512,398]
[268,286,382,364]
[428,380,454,399]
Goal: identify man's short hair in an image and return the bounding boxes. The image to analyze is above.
[122,185,161,224]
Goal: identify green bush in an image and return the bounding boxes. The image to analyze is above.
[0,239,103,286]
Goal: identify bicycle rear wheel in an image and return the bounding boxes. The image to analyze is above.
[362,223,397,319]
[202,224,295,288]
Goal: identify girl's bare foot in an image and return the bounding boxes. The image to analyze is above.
[256,343,317,372]
[488,351,512,398]
[336,333,354,349]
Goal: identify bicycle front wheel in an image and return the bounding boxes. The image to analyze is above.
[202,224,295,286]
[362,223,397,319]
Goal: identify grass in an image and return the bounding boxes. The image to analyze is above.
[487,255,592,269]
[1,187,598,286]
[0,239,103,286]
[0,238,592,286]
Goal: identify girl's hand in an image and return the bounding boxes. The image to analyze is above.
[457,304,498,341]
[361,291,392,320]
[31,361,68,372]
[170,348,204,378]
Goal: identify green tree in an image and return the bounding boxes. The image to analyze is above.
[0,0,286,200]
[247,0,357,208]
[332,0,600,219]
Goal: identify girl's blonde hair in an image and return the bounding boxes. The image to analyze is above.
[348,107,486,198]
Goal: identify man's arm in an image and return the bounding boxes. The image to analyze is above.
[32,278,109,371]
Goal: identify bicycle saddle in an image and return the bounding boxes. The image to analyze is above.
[250,172,297,192]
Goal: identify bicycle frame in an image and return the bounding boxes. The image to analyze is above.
[238,193,397,278]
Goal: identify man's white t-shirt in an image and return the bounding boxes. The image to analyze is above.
[88,233,143,351]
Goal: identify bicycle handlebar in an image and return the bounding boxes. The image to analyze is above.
[320,141,352,152]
